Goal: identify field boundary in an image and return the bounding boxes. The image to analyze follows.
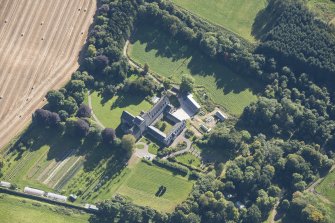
[0,187,96,214]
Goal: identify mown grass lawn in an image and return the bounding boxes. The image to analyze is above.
[129,24,259,115]
[116,161,193,212]
[77,160,193,212]
[90,91,152,129]
[175,153,201,168]
[171,0,268,42]
[0,194,89,223]
[316,170,335,203]
[148,143,159,155]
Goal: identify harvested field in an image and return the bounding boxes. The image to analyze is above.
[0,0,96,150]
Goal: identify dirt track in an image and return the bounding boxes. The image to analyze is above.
[0,0,96,149]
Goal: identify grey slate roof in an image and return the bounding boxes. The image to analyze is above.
[121,111,135,124]
[134,116,145,126]
[148,126,166,141]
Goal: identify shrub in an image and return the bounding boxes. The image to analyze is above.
[184,129,194,139]
[153,158,189,176]
[157,146,183,157]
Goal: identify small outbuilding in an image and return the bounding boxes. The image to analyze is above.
[46,192,67,202]
[69,194,78,202]
[215,110,227,122]
[24,187,45,197]
[185,94,201,113]
[0,181,11,188]
[85,204,99,211]
[200,124,211,133]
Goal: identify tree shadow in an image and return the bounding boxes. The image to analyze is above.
[131,23,261,95]
[251,0,280,41]
[197,144,232,164]
[11,124,84,163]
[110,93,146,110]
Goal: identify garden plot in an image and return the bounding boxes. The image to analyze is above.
[3,146,84,191]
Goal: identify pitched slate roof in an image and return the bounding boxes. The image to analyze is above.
[121,111,135,124]
[148,126,166,141]
[134,116,145,126]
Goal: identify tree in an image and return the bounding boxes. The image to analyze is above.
[58,110,69,121]
[77,104,92,118]
[33,109,60,126]
[143,63,149,75]
[33,109,50,125]
[245,205,262,223]
[87,126,102,143]
[75,119,90,137]
[62,97,78,115]
[95,55,109,71]
[180,74,194,94]
[46,90,64,110]
[102,128,116,144]
[66,118,90,138]
[67,80,86,94]
[121,134,136,157]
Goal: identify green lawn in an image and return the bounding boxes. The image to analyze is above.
[154,120,174,134]
[0,194,89,223]
[316,170,335,203]
[129,24,259,115]
[73,160,193,212]
[175,153,201,168]
[171,0,268,42]
[116,161,193,212]
[148,143,159,155]
[90,91,152,129]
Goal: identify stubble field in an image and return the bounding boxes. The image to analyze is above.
[0,0,96,150]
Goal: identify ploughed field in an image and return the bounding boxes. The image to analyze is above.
[0,0,96,149]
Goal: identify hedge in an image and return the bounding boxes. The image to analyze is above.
[153,159,189,176]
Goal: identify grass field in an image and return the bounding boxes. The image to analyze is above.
[175,153,201,168]
[90,91,152,129]
[307,0,335,25]
[116,161,193,212]
[129,24,259,115]
[70,159,193,212]
[316,170,335,203]
[171,0,268,42]
[0,194,89,223]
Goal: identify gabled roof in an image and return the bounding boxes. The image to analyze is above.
[121,111,135,123]
[148,126,166,141]
[134,116,145,126]
[215,111,227,121]
[186,94,201,110]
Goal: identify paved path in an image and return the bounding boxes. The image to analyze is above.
[123,40,142,71]
[87,90,105,129]
[162,129,202,159]
[134,142,156,160]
